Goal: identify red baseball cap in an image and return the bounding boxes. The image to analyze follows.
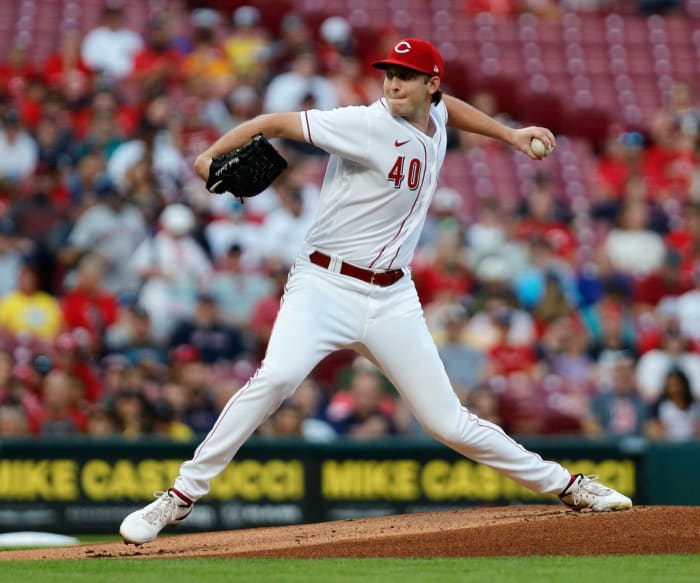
[372,38,443,79]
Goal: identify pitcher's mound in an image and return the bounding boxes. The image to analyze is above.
[2,506,698,560]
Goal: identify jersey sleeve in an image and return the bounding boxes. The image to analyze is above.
[300,106,370,164]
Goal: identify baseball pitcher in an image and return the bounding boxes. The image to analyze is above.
[120,38,631,545]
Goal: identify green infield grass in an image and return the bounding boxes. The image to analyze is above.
[0,555,698,583]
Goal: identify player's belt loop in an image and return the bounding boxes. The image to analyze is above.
[329,255,342,273]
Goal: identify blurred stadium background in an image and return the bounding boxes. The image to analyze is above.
[0,0,699,532]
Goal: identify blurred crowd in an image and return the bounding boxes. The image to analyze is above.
[0,0,699,443]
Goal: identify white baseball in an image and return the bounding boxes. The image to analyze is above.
[530,137,551,158]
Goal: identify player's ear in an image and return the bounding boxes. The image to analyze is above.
[427,75,440,95]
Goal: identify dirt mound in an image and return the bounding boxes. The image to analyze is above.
[2,505,698,560]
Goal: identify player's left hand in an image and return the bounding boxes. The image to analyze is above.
[512,126,556,160]
[203,133,288,198]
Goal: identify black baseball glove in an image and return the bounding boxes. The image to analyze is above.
[205,133,288,198]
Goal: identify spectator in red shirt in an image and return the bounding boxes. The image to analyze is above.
[594,131,644,203]
[666,201,700,279]
[28,369,87,436]
[643,111,698,202]
[130,15,184,94]
[515,172,576,260]
[42,28,93,100]
[71,87,138,144]
[0,42,37,99]
[487,307,538,376]
[61,254,118,352]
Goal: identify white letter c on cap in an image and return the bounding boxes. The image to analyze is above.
[394,41,411,54]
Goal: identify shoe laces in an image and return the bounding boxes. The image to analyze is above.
[571,474,613,505]
[143,491,180,526]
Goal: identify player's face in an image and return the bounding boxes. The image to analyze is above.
[383,66,438,120]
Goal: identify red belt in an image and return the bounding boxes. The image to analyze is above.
[309,251,404,287]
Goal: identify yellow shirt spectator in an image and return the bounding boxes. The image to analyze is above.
[0,262,63,341]
[0,289,63,341]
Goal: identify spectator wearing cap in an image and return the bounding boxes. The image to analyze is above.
[223,5,271,80]
[205,199,264,267]
[208,242,272,328]
[594,131,645,203]
[60,174,147,295]
[50,331,103,404]
[182,9,233,98]
[80,1,144,80]
[61,254,118,353]
[129,203,212,342]
[0,108,39,184]
[0,260,63,342]
[167,292,246,364]
[317,16,355,75]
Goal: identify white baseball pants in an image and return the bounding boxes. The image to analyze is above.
[174,252,571,500]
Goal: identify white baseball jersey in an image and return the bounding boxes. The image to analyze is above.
[300,98,448,269]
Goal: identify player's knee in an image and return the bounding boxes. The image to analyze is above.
[418,415,463,445]
[260,366,300,400]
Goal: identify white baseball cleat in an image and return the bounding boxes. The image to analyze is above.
[559,474,632,512]
[120,489,193,545]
